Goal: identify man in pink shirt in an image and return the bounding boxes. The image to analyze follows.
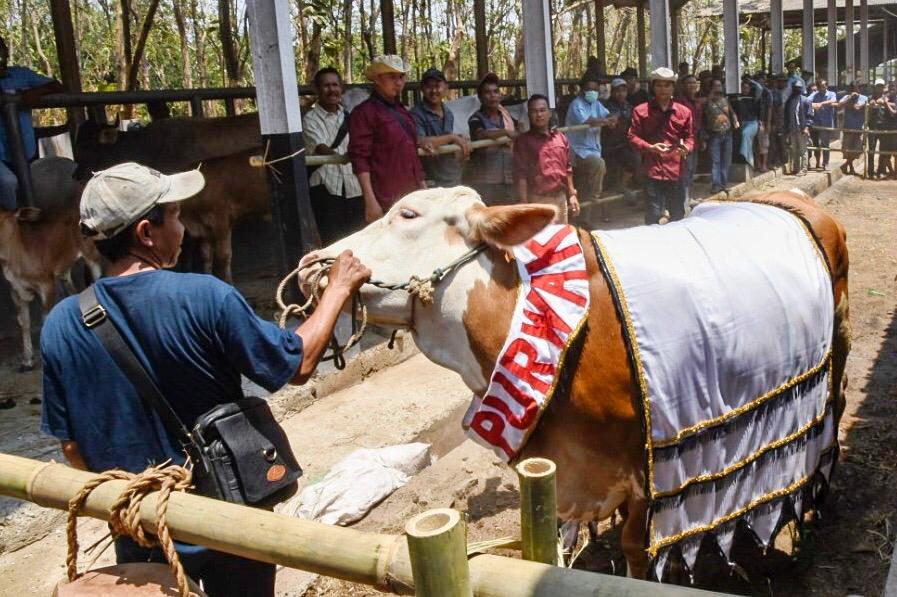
[348,55,426,222]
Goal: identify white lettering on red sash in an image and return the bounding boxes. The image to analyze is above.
[467,225,591,461]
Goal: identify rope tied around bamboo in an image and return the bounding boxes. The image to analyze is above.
[65,463,194,597]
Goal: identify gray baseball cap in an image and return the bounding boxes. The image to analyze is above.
[80,162,205,240]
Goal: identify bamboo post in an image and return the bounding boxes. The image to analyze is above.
[405,509,472,597]
[516,457,558,566]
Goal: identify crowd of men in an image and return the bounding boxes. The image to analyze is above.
[303,55,897,236]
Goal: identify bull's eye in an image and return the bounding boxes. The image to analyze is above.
[399,208,418,219]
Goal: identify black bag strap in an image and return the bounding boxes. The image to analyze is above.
[329,110,351,150]
[78,286,195,448]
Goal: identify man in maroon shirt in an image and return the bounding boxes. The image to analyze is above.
[513,94,578,223]
[628,67,694,225]
[348,55,426,222]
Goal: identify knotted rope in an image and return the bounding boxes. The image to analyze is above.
[66,463,193,597]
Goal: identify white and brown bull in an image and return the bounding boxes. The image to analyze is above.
[313,186,850,577]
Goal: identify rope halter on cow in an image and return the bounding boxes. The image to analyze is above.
[66,463,194,597]
[274,244,487,368]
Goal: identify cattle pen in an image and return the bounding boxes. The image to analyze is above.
[0,452,721,596]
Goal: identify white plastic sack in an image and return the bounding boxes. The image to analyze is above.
[292,443,431,526]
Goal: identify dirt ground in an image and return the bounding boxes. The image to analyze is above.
[0,167,895,596]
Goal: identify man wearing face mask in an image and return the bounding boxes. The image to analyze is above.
[565,72,617,221]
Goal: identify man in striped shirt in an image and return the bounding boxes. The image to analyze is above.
[305,67,364,244]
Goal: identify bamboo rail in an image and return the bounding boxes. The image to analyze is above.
[0,453,721,596]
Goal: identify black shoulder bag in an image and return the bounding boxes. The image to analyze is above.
[78,286,302,505]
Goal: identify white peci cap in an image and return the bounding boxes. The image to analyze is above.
[79,162,205,240]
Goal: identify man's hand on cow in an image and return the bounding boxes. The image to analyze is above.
[327,250,371,297]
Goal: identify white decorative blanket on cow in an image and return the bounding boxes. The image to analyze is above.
[593,201,837,577]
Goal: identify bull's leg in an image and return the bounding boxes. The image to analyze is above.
[211,226,234,284]
[10,289,34,372]
[832,293,851,423]
[620,496,650,579]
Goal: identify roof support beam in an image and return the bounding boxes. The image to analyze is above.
[885,16,890,82]
[522,0,557,107]
[649,0,672,69]
[827,0,838,84]
[770,0,784,74]
[723,0,740,94]
[637,1,647,77]
[860,0,869,82]
[845,0,855,83]
[802,0,815,75]
[246,0,320,271]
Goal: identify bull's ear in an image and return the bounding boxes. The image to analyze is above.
[465,204,556,248]
[15,207,42,222]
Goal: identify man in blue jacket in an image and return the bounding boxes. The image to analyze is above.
[783,79,814,175]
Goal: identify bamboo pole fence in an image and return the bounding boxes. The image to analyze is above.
[0,452,722,596]
[517,457,559,566]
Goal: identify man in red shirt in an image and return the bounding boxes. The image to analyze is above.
[628,67,694,225]
[512,94,578,223]
[348,55,426,222]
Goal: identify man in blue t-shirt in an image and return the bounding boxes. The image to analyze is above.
[40,162,370,596]
[808,77,838,169]
[0,35,63,210]
[565,72,618,222]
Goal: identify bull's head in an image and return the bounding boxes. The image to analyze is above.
[72,116,121,180]
[316,186,555,390]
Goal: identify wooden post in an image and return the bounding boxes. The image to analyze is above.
[723,0,740,94]
[522,0,557,107]
[474,0,488,78]
[802,0,815,75]
[48,0,84,127]
[516,458,558,566]
[770,0,784,74]
[595,0,606,73]
[405,509,472,597]
[246,0,320,277]
[381,0,397,54]
[845,0,855,84]
[859,0,868,83]
[649,0,672,69]
[671,8,680,69]
[827,0,838,84]
[637,1,647,77]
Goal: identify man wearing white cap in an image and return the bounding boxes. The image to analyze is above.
[627,67,694,225]
[40,162,370,596]
[348,55,426,222]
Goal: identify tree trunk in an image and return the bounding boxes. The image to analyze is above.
[20,0,31,68]
[115,0,132,87]
[305,21,323,86]
[125,0,160,91]
[173,0,193,88]
[219,0,241,85]
[31,18,53,76]
[190,0,208,87]
[692,19,713,71]
[443,0,465,82]
[609,10,631,74]
[342,0,353,82]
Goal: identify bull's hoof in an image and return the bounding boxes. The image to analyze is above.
[0,398,15,410]
[18,363,35,373]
